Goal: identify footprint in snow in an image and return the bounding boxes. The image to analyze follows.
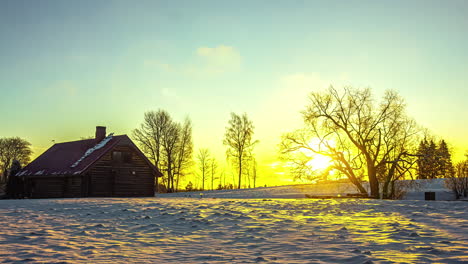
[255,256,266,262]
[438,240,451,244]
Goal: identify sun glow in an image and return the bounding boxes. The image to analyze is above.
[300,138,335,171]
[306,154,333,171]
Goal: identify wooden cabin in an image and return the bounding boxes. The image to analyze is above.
[15,126,162,198]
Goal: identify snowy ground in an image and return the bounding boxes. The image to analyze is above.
[0,190,467,263]
[160,183,359,199]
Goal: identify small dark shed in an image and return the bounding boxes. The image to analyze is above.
[15,126,162,198]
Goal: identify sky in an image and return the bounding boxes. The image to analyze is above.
[1,0,468,186]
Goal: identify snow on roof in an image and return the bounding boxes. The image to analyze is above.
[70,133,114,168]
[16,133,160,177]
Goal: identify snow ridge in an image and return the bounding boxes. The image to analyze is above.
[70,133,114,168]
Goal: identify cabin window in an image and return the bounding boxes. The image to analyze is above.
[112,151,132,164]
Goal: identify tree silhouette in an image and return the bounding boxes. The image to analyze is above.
[0,137,32,184]
[417,139,454,179]
[133,110,193,192]
[282,86,420,198]
[197,148,210,191]
[445,156,468,199]
[174,118,193,191]
[437,140,454,178]
[223,113,257,189]
[210,157,218,190]
[5,160,22,198]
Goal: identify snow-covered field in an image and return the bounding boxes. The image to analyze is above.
[1,190,467,263]
[160,183,359,199]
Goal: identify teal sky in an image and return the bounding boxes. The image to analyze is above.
[1,0,468,184]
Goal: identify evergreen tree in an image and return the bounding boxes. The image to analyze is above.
[427,140,438,178]
[417,139,428,179]
[417,139,438,179]
[437,140,454,178]
[417,139,454,179]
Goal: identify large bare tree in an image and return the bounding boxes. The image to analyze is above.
[133,110,193,193]
[174,118,193,191]
[133,111,168,172]
[161,120,181,193]
[223,113,257,189]
[282,86,420,198]
[281,127,368,194]
[0,137,33,183]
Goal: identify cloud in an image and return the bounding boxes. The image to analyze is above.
[196,45,241,70]
[146,45,241,77]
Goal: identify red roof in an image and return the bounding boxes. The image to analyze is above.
[17,135,160,177]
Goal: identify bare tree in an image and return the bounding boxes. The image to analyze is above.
[133,110,168,189]
[197,148,211,191]
[282,86,420,198]
[161,120,181,193]
[133,110,193,193]
[223,113,257,189]
[252,157,258,188]
[281,128,368,194]
[174,118,193,191]
[379,115,420,199]
[445,158,468,199]
[219,168,226,188]
[0,137,33,183]
[210,157,218,190]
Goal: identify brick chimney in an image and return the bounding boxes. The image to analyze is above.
[95,126,106,143]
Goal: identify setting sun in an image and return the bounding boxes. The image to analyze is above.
[306,154,333,171]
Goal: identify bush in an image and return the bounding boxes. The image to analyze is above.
[185,181,194,192]
[445,160,468,199]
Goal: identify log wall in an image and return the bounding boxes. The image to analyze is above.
[27,175,82,198]
[87,144,155,197]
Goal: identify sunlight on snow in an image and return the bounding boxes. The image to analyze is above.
[0,198,466,263]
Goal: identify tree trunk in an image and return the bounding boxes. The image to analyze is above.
[238,157,242,189]
[337,153,367,194]
[253,171,256,188]
[382,180,390,199]
[167,158,173,193]
[367,165,380,198]
[202,168,205,191]
[350,177,367,194]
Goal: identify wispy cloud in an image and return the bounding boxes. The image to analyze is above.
[145,45,242,77]
[195,45,241,70]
